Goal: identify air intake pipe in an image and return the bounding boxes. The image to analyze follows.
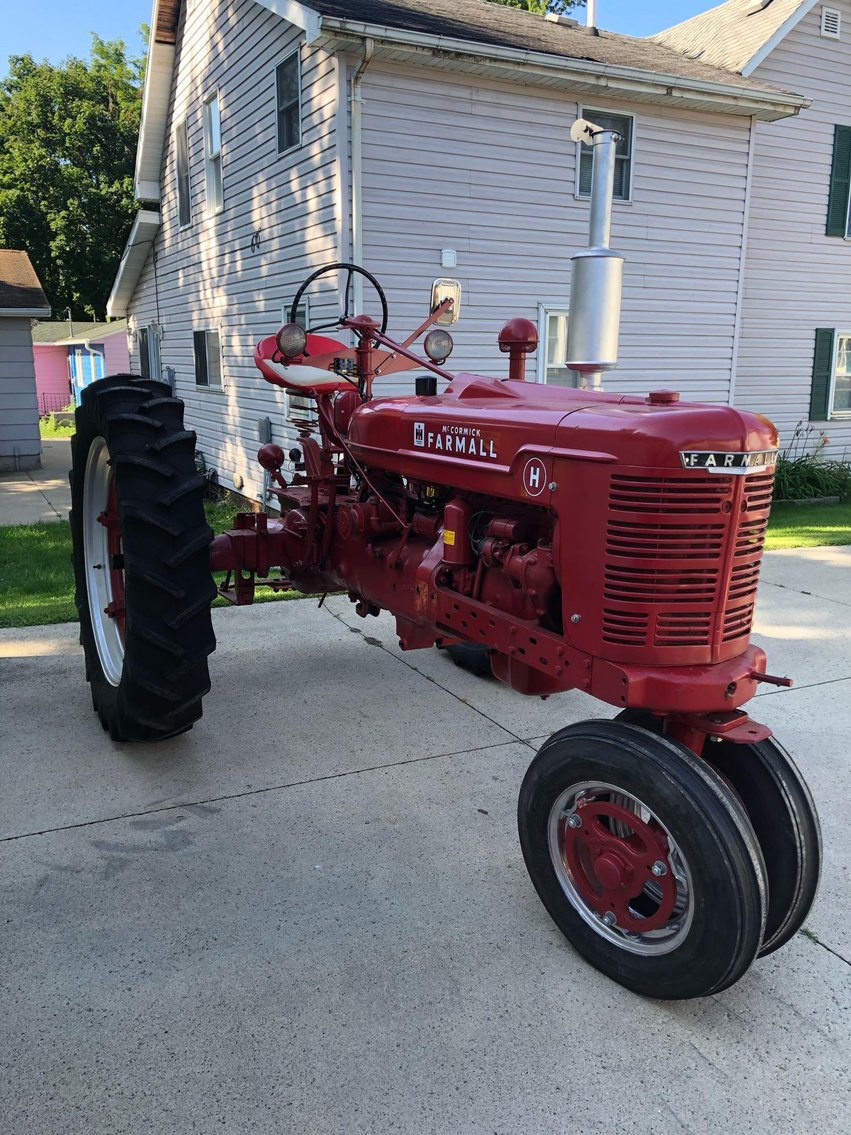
[566,119,625,389]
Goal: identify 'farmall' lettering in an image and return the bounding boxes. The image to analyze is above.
[413,422,499,460]
[679,449,779,474]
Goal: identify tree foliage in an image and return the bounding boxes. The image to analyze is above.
[0,34,146,320]
[486,0,584,14]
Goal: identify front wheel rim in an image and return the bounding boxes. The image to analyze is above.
[82,436,125,687]
[547,780,695,956]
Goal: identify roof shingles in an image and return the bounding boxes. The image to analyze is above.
[311,0,791,94]
[0,250,50,314]
[652,0,809,75]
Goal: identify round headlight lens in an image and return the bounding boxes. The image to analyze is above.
[424,328,454,363]
[276,322,308,360]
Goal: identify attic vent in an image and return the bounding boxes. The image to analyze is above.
[821,6,841,37]
[545,13,578,27]
[744,0,773,14]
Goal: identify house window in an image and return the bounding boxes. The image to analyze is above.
[540,309,579,388]
[577,108,634,201]
[194,329,223,388]
[176,118,191,228]
[810,327,851,418]
[276,51,301,155]
[204,94,223,214]
[832,334,851,414]
[137,324,162,380]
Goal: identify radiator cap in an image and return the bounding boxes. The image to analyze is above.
[647,389,680,405]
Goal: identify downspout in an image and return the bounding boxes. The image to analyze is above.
[351,38,375,316]
[729,115,757,407]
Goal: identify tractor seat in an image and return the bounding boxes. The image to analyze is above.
[254,332,354,394]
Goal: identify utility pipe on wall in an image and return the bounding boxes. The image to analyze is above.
[350,38,375,317]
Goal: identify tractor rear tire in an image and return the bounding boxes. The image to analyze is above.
[615,710,821,956]
[518,720,767,1000]
[70,375,216,742]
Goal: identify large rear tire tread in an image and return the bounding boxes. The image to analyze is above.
[518,719,767,1000]
[70,374,216,742]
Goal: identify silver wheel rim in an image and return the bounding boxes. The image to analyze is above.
[83,436,124,687]
[547,780,694,956]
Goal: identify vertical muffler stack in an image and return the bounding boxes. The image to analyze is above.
[566,119,625,389]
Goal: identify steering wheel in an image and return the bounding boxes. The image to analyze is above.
[289,262,389,337]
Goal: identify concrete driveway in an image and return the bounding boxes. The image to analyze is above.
[1,547,849,1134]
[0,438,72,524]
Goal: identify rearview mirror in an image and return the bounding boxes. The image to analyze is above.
[430,278,462,325]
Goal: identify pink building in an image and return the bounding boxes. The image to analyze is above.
[31,319,129,414]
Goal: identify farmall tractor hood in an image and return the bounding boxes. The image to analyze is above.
[348,372,778,506]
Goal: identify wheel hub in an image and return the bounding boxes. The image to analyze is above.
[546,782,693,954]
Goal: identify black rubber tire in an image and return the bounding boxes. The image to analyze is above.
[518,719,767,1000]
[70,374,216,742]
[443,642,493,677]
[615,710,821,957]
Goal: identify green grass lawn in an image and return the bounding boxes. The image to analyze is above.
[1,500,849,629]
[0,502,303,629]
[764,500,851,550]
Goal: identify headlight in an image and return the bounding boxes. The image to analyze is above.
[276,322,307,360]
[424,328,454,363]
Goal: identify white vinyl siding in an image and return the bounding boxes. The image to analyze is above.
[126,0,340,500]
[0,318,41,471]
[359,64,749,406]
[276,50,301,155]
[738,1,851,454]
[204,93,223,214]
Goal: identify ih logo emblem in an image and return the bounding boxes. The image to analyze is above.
[414,422,425,447]
[523,458,548,498]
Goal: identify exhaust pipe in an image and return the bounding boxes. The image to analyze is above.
[566,119,625,390]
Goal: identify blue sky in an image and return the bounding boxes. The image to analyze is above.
[3,2,711,66]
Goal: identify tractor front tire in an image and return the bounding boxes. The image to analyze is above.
[70,375,216,742]
[518,720,768,999]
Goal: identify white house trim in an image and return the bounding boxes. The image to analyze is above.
[255,0,321,44]
[317,18,809,120]
[133,14,176,202]
[107,210,161,318]
[741,0,821,75]
[0,306,50,318]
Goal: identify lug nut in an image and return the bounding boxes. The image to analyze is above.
[651,860,668,877]
[567,814,582,829]
[601,912,617,927]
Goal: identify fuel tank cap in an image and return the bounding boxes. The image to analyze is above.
[647,389,680,405]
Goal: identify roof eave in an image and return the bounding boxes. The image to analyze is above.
[317,17,808,120]
[0,306,51,318]
[107,210,161,319]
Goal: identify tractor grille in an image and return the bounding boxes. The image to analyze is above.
[602,470,773,654]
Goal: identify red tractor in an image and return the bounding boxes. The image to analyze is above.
[69,123,820,1000]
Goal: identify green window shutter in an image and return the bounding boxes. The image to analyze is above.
[826,125,851,236]
[810,328,834,420]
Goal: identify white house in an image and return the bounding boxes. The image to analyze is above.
[110,0,817,502]
[656,0,851,457]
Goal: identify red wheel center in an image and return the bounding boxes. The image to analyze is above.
[594,850,628,890]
